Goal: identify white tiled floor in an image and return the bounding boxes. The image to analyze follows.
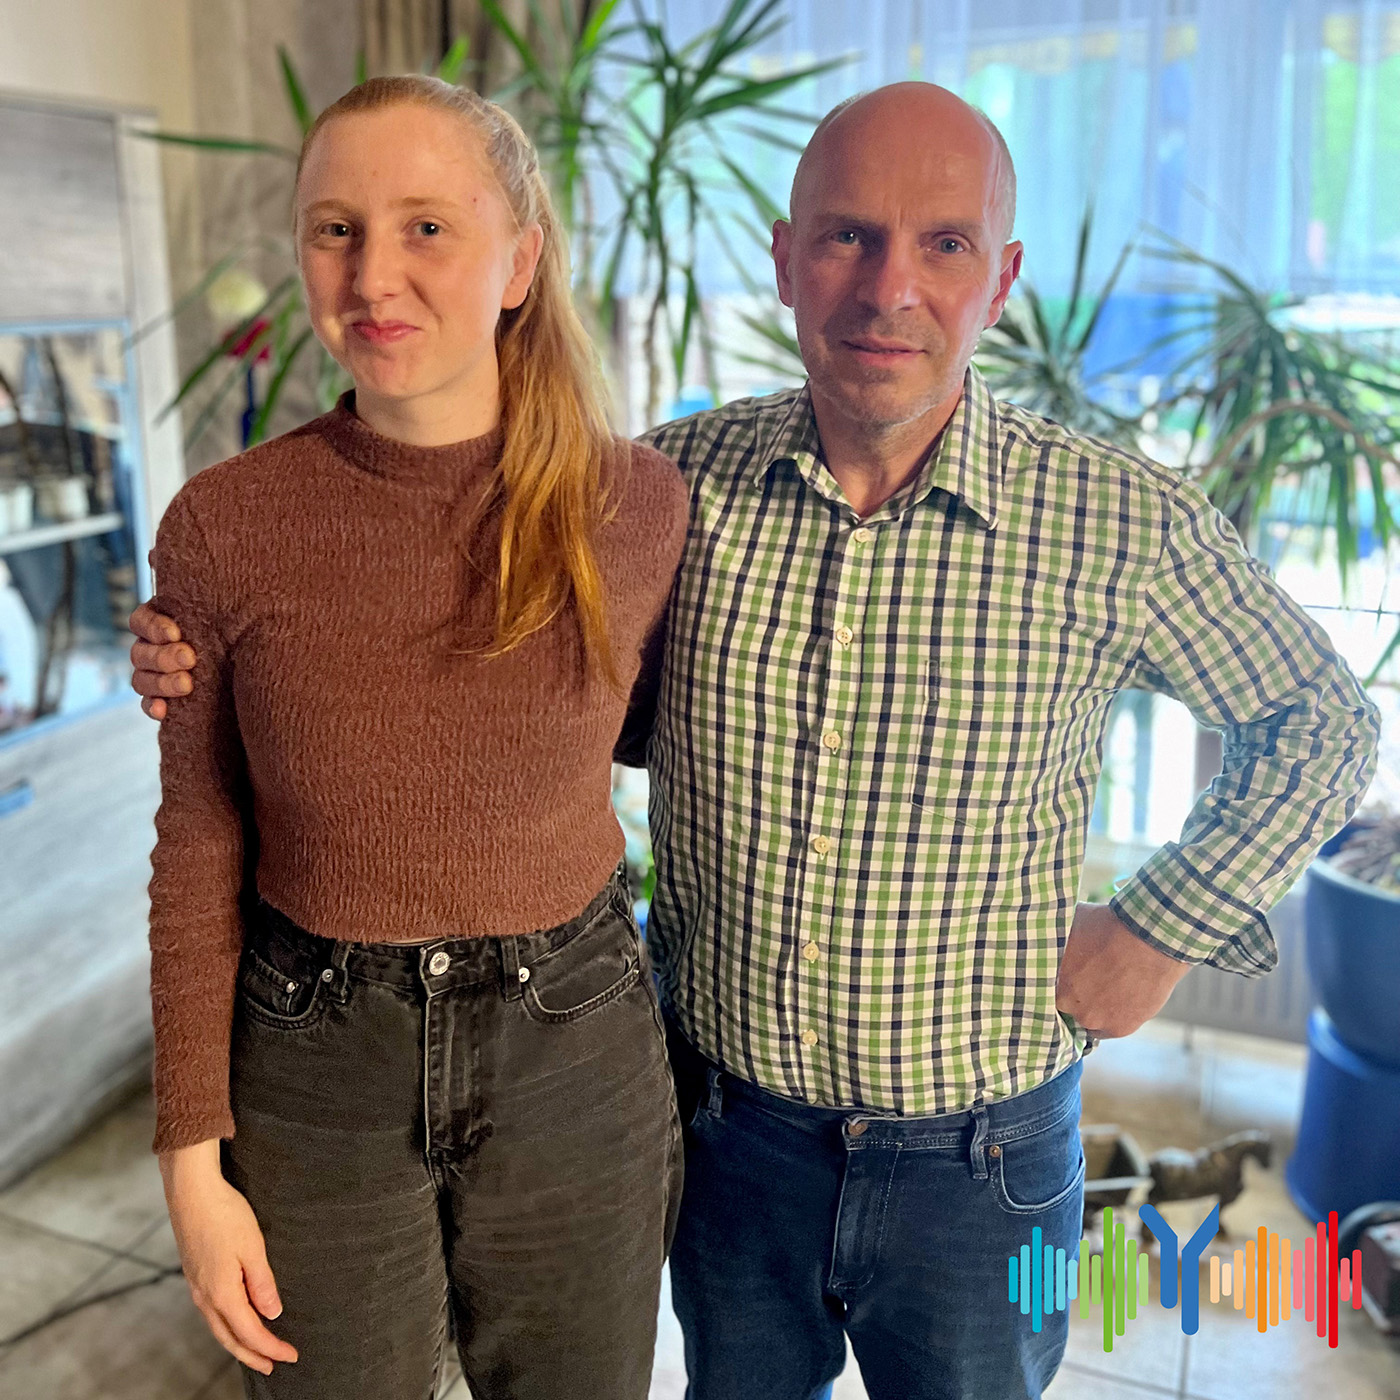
[2,1022,1398,1398]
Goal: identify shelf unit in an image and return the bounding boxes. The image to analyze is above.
[0,512,125,556]
[0,90,183,1186]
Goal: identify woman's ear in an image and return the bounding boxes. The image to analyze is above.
[502,222,545,310]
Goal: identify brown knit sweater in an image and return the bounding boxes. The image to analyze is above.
[147,398,688,1152]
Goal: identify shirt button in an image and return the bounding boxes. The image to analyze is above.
[802,942,820,962]
[835,625,854,646]
[285,980,297,994]
[822,730,842,752]
[800,1029,819,1046]
[811,834,831,855]
[428,951,450,976]
[320,967,334,983]
[518,965,531,983]
[852,526,873,544]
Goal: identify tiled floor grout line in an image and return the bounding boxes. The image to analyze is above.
[1175,1330,1192,1398]
[0,1204,172,1270]
[1057,1357,1181,1396]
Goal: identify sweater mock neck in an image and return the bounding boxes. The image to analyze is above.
[320,391,504,496]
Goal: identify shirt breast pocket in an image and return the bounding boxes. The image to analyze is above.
[903,648,1042,827]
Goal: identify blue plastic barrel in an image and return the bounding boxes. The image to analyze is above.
[1285,1009,1400,1225]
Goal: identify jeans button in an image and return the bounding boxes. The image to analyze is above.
[428,951,450,976]
[846,1119,868,1138]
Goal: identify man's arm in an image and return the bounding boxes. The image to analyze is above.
[613,611,667,768]
[1107,477,1381,972]
[130,601,198,719]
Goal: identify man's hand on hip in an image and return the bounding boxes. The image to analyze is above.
[1055,902,1193,1041]
[129,601,197,720]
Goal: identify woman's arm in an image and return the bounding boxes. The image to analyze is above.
[147,492,297,1376]
[147,491,249,1151]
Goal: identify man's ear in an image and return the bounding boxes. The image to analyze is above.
[984,240,1023,329]
[772,219,795,309]
[502,222,545,310]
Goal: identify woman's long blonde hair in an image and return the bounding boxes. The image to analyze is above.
[297,76,619,685]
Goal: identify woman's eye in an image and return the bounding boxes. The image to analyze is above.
[416,221,442,236]
[320,222,351,238]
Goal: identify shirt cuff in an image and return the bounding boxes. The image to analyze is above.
[1107,841,1278,977]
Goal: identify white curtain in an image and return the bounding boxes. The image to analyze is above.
[653,0,1400,303]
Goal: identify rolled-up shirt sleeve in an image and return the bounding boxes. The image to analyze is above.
[1108,478,1381,974]
[147,490,249,1152]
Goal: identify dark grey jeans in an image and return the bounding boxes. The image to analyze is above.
[223,865,681,1400]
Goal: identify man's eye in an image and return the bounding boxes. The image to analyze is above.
[320,222,351,238]
[832,230,860,246]
[416,221,442,236]
[937,237,965,254]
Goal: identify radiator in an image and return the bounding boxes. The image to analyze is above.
[1157,884,1313,1043]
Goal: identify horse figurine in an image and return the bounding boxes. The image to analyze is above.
[1143,1130,1273,1237]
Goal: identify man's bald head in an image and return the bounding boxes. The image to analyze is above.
[790,83,1016,245]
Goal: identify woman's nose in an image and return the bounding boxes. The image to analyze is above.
[352,231,405,303]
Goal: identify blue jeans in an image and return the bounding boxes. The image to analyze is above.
[665,1022,1085,1400]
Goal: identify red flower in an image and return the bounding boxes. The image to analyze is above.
[226,318,273,364]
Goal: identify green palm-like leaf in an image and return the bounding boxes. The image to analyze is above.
[278,46,314,135]
[437,36,470,84]
[140,131,298,159]
[249,327,315,445]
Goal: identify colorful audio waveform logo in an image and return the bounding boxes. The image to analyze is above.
[1007,1204,1365,1352]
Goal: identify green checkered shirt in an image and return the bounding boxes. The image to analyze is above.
[631,368,1379,1114]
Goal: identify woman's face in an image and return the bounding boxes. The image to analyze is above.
[296,104,542,413]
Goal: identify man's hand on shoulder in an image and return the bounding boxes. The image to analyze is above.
[1055,902,1193,1041]
[129,602,198,720]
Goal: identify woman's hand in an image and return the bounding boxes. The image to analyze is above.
[128,601,198,720]
[159,1139,298,1376]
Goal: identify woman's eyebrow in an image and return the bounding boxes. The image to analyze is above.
[300,196,466,216]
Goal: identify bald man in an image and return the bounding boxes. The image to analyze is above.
[132,84,1377,1399]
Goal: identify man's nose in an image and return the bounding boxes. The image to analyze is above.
[352,230,404,303]
[859,243,921,316]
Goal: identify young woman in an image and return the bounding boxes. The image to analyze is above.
[139,76,687,1399]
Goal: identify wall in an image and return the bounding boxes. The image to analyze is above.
[0,0,202,341]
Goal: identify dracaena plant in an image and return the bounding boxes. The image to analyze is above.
[974,205,1140,446]
[1142,234,1400,684]
[490,0,848,424]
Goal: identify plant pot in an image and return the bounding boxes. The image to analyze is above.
[1304,827,1400,1068]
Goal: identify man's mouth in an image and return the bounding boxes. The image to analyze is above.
[842,337,923,360]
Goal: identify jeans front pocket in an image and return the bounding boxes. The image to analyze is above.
[990,1105,1086,1215]
[238,915,332,1031]
[522,904,641,1024]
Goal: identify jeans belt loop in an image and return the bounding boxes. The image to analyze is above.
[969,1104,991,1180]
[500,936,526,1002]
[326,939,352,1003]
[705,1066,724,1120]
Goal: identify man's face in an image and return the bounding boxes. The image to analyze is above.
[773,105,1022,440]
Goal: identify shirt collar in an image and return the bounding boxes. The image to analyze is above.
[747,366,1002,529]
